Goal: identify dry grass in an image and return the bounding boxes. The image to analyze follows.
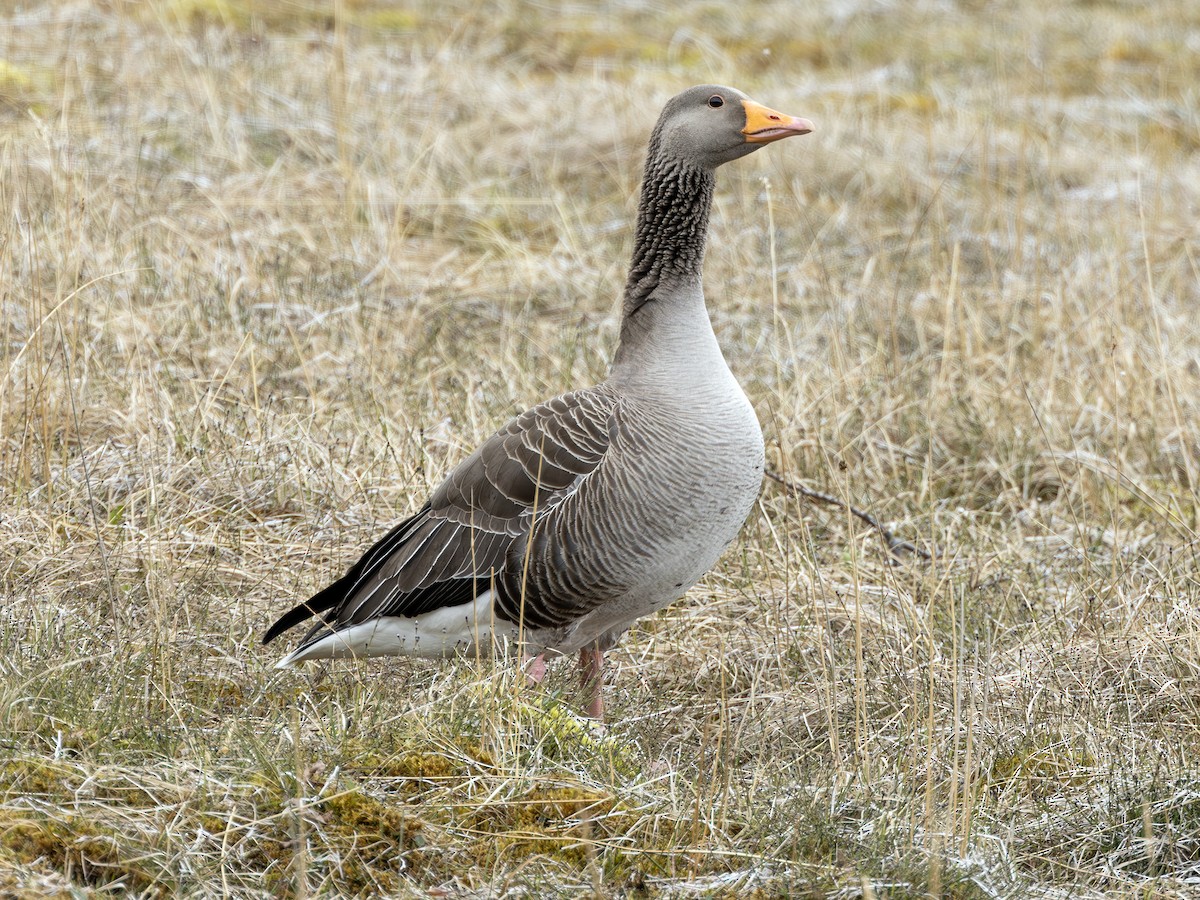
[2,0,1199,896]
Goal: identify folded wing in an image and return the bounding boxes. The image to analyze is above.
[262,385,620,654]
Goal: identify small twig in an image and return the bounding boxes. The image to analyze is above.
[766,468,931,562]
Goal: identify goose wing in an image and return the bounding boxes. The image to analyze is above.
[262,385,619,651]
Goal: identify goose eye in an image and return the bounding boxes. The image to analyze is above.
[707,95,724,108]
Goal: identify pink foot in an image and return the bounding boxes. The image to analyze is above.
[579,647,605,720]
[524,652,547,685]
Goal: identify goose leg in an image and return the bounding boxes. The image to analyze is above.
[579,646,605,720]
[524,652,547,685]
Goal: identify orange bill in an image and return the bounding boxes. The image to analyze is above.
[741,100,815,143]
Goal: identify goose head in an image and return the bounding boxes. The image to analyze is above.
[652,84,814,171]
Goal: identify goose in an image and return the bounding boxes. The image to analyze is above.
[263,85,813,718]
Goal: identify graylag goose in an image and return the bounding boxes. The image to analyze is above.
[263,85,813,718]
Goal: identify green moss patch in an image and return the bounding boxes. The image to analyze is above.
[0,812,161,893]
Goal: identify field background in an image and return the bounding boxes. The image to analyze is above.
[2,0,1199,896]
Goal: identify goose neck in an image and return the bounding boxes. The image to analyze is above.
[615,146,716,368]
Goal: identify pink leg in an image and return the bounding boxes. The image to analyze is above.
[524,652,547,685]
[579,647,605,720]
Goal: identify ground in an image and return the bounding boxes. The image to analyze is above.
[1,0,1199,896]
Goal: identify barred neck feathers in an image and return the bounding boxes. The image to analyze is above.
[615,143,715,366]
[621,131,716,315]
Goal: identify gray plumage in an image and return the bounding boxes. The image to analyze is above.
[263,85,813,712]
